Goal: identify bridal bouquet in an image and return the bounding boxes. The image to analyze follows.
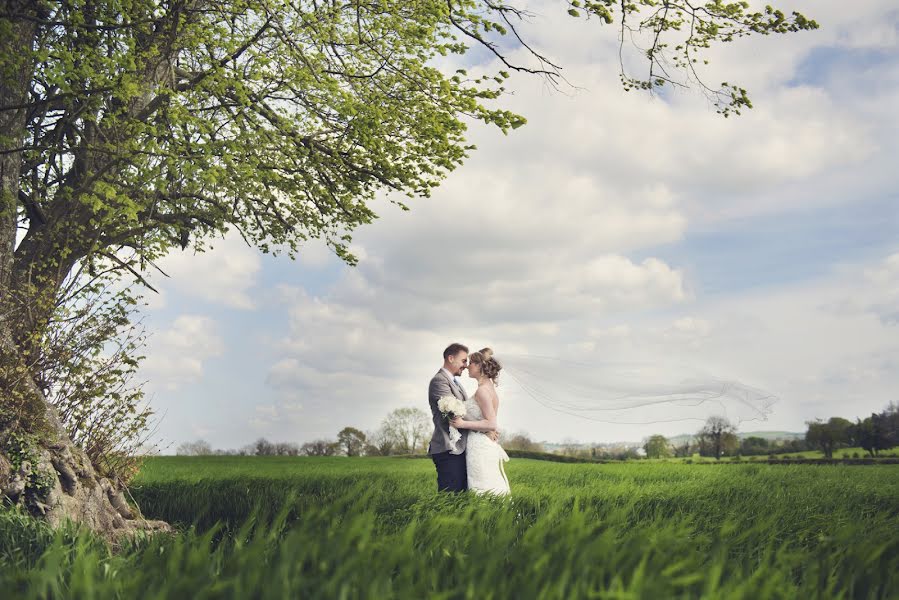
[438,396,466,451]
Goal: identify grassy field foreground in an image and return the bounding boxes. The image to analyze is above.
[2,457,898,598]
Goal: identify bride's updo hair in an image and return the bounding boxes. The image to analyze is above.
[469,347,502,384]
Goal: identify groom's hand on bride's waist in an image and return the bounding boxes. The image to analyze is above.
[488,430,499,442]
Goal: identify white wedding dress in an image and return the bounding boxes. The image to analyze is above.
[464,394,511,496]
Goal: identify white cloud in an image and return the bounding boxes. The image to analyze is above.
[825,253,899,325]
[191,425,212,439]
[295,240,336,269]
[147,233,262,310]
[662,317,712,347]
[141,315,224,391]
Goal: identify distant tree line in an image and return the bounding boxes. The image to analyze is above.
[177,402,899,460]
[639,402,899,460]
[554,443,641,461]
[177,406,550,457]
[805,402,898,459]
[176,438,305,457]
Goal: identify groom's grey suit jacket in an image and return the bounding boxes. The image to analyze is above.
[427,369,469,455]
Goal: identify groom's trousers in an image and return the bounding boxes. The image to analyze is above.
[431,451,467,493]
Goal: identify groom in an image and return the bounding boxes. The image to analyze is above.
[427,343,470,492]
[427,343,499,492]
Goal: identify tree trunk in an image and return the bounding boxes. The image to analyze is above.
[1,323,170,538]
[0,4,169,540]
[0,1,33,291]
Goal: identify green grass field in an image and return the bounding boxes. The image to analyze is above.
[2,456,899,598]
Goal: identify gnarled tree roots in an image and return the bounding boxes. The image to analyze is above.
[1,438,170,541]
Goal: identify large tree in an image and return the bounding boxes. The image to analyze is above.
[1,0,816,535]
[643,434,671,459]
[740,436,769,456]
[850,403,898,458]
[697,416,737,460]
[300,438,338,456]
[501,431,543,453]
[381,407,431,454]
[806,417,852,459]
[175,439,212,456]
[337,426,367,456]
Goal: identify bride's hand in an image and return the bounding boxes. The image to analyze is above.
[450,417,466,429]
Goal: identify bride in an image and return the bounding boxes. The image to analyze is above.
[451,348,511,496]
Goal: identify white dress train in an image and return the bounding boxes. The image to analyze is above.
[464,395,511,496]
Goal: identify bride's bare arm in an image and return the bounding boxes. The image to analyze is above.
[452,388,497,432]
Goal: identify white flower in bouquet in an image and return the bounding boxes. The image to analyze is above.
[438,396,466,420]
[438,395,466,451]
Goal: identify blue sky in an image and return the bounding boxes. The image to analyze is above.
[641,193,899,297]
[133,1,899,451]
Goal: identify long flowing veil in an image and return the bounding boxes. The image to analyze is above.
[499,354,777,425]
